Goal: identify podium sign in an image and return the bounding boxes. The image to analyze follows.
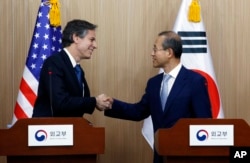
[28,125,73,146]
[189,125,234,146]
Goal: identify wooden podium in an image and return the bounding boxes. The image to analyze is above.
[155,118,250,163]
[0,118,105,163]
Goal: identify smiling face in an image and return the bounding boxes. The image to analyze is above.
[74,30,97,60]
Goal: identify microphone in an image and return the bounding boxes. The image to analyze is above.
[48,67,54,117]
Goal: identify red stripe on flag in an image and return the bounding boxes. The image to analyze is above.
[19,78,37,107]
[193,70,220,118]
[14,102,28,119]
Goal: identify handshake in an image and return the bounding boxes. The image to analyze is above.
[95,94,113,111]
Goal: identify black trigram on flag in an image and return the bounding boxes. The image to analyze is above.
[178,31,207,53]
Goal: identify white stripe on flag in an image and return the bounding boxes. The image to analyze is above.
[141,116,154,149]
[22,66,39,94]
[16,90,34,117]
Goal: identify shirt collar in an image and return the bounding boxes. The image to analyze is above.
[163,63,182,79]
[63,48,78,67]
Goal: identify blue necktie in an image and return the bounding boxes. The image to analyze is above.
[161,74,171,110]
[75,65,83,90]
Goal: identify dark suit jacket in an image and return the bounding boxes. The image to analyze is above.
[32,50,96,117]
[105,66,212,163]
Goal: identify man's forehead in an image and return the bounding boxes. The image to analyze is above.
[85,30,96,38]
[154,36,165,46]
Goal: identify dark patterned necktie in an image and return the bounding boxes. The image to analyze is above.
[75,65,83,90]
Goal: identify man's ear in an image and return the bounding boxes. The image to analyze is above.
[167,48,173,57]
[72,33,78,43]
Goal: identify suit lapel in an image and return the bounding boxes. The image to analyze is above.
[81,68,90,97]
[61,51,79,83]
[164,66,189,113]
[60,51,87,95]
[151,73,165,113]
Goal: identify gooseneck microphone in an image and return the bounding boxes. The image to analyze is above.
[48,67,54,117]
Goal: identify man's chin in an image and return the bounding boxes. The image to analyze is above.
[84,54,92,59]
[152,63,160,68]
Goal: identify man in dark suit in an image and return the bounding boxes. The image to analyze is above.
[32,19,110,117]
[104,31,212,163]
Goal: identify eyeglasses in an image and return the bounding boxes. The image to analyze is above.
[152,47,164,53]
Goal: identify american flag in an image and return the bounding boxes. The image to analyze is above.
[11,0,62,124]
